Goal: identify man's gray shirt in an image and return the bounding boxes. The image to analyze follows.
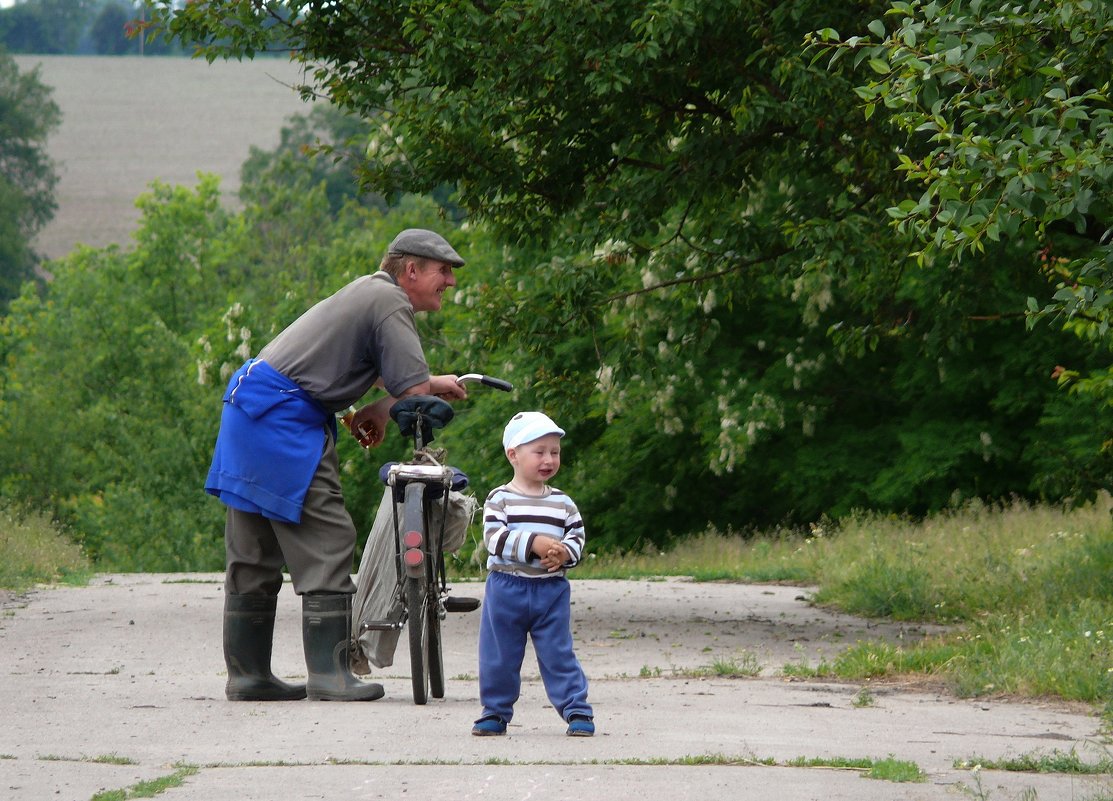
[258,271,429,412]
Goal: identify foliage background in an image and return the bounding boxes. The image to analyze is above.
[0,1,1110,570]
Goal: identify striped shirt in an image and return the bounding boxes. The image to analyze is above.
[483,484,585,578]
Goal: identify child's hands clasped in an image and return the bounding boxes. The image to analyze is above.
[533,536,569,572]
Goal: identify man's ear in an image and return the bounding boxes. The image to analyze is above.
[395,258,413,285]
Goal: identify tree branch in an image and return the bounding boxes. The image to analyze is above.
[603,245,794,304]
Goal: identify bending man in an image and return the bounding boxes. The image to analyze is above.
[205,228,468,702]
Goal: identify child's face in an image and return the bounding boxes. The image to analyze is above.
[508,433,562,485]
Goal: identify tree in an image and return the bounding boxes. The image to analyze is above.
[0,177,232,569]
[0,0,90,54]
[0,46,59,306]
[0,0,182,56]
[138,1,1111,548]
[239,104,389,215]
[0,152,487,569]
[809,0,1113,399]
[90,2,133,55]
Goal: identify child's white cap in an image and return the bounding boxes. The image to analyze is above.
[502,411,565,450]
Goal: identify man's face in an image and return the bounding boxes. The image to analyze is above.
[403,259,457,312]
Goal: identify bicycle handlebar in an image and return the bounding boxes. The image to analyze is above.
[456,374,513,392]
[346,374,511,449]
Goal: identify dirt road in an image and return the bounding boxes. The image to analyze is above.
[1,574,1107,801]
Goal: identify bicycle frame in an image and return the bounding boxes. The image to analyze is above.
[369,373,511,704]
[388,466,453,580]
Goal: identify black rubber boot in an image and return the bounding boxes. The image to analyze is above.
[223,594,307,701]
[302,593,385,701]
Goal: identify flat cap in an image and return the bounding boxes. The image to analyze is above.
[387,228,465,267]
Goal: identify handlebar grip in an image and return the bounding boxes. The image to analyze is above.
[479,376,513,392]
[456,374,513,392]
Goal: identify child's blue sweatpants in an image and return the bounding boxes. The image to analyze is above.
[477,571,592,723]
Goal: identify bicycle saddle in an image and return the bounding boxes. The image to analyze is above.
[391,395,454,443]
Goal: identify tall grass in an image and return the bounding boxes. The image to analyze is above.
[802,499,1113,711]
[811,498,1112,623]
[572,525,821,583]
[0,503,93,591]
[575,495,1113,715]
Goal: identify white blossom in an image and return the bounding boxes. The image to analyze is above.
[702,290,717,314]
[595,364,615,393]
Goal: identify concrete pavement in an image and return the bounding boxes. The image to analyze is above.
[1,574,1108,800]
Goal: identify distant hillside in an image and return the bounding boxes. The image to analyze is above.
[15,55,313,261]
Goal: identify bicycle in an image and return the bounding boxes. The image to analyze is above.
[357,374,511,704]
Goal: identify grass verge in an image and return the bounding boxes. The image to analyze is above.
[0,502,93,592]
[786,755,925,782]
[90,764,198,800]
[575,495,1113,720]
[955,748,1113,774]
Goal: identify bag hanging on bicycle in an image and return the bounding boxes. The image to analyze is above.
[350,488,478,673]
[429,490,478,554]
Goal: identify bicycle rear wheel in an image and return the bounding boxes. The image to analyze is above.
[424,495,447,699]
[402,482,430,705]
[405,575,429,705]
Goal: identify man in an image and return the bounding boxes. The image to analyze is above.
[205,228,468,702]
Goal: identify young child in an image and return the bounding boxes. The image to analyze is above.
[472,411,594,737]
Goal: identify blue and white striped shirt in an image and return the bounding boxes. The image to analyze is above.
[483,484,585,578]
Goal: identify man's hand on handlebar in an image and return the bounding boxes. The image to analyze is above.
[344,372,506,448]
[430,373,468,401]
[344,374,466,449]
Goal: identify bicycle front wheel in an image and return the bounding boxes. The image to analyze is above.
[427,591,444,699]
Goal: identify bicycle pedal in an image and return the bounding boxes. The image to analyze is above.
[443,596,481,613]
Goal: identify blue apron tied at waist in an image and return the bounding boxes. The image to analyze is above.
[205,359,337,524]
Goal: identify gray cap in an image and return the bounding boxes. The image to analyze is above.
[387,228,465,267]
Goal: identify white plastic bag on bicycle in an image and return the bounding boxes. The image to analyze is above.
[429,489,477,554]
[350,488,477,673]
[351,490,400,672]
